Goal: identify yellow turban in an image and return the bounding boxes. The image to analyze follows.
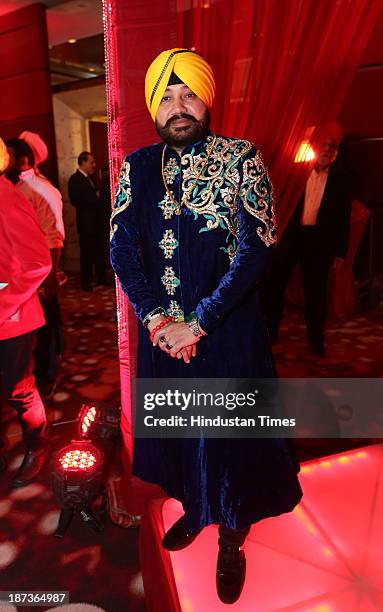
[0,138,9,173]
[145,48,216,121]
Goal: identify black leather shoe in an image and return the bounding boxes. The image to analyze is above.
[162,516,201,551]
[216,545,246,604]
[11,446,50,488]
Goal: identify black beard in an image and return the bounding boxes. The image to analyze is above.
[155,109,210,149]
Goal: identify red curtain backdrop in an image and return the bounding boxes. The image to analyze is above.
[177,0,382,232]
[103,0,381,515]
[0,4,58,184]
[103,0,177,514]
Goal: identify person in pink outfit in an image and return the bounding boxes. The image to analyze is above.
[0,138,51,487]
[6,136,65,398]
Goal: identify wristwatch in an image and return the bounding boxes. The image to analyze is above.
[186,313,205,337]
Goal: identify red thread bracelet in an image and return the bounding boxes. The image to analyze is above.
[149,316,173,343]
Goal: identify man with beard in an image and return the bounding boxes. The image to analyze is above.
[110,48,302,604]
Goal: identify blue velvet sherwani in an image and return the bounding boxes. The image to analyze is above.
[110,134,302,531]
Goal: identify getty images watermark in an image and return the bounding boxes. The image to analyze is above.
[133,378,383,439]
[142,388,295,430]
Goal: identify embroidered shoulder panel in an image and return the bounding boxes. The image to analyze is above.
[239,150,277,247]
[182,136,252,232]
[110,159,132,237]
[180,136,255,262]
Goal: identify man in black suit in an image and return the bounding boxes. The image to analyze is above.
[68,151,107,291]
[264,123,352,356]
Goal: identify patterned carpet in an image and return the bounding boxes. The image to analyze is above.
[273,307,383,378]
[0,275,382,611]
[0,276,145,612]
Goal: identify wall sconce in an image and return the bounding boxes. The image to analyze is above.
[294,140,316,163]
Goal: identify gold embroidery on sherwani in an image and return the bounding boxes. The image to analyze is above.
[159,192,178,220]
[240,151,276,247]
[167,300,184,321]
[110,160,132,237]
[163,157,180,185]
[161,266,180,295]
[159,229,179,259]
[181,136,252,237]
[176,136,253,263]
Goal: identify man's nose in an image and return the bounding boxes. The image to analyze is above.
[171,97,187,114]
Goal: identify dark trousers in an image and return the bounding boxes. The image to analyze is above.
[218,524,251,548]
[0,331,47,450]
[35,293,63,385]
[264,226,333,346]
[79,232,106,287]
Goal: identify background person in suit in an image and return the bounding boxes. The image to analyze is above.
[263,122,352,356]
[68,151,107,291]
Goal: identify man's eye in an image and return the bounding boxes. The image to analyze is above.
[185,93,195,99]
[161,96,171,103]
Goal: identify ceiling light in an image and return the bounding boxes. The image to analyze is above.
[68,38,77,44]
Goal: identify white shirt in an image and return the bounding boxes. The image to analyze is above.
[301,168,329,226]
[17,169,64,249]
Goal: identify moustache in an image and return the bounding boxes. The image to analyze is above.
[166,114,197,128]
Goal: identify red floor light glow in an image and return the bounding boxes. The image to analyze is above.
[141,444,383,611]
[55,442,102,474]
[59,449,97,470]
[77,403,121,442]
[52,441,104,511]
[51,441,105,537]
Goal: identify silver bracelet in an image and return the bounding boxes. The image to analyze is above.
[143,307,166,328]
[187,316,203,337]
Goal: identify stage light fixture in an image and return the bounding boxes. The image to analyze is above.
[77,403,121,442]
[51,440,106,537]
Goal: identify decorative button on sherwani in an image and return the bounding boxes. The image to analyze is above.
[161,266,180,296]
[159,229,179,259]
